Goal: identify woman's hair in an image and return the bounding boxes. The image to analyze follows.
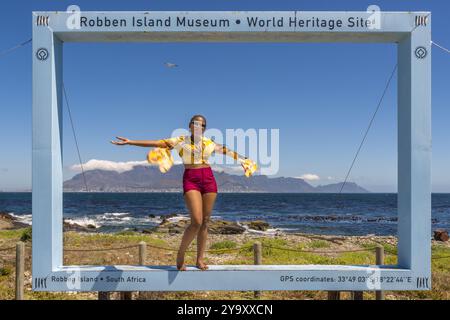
[189,114,207,128]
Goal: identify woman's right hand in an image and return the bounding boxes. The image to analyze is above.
[110,136,131,146]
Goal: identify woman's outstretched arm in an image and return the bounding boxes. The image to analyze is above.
[110,136,170,148]
[214,143,257,177]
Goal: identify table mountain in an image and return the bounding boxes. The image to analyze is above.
[63,165,369,193]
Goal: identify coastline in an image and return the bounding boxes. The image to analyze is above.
[1,210,449,300]
[0,210,404,237]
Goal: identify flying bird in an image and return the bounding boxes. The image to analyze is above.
[164,62,178,68]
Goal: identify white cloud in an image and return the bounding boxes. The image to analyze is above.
[296,174,320,181]
[70,160,249,175]
[71,159,184,173]
[70,159,153,173]
[211,164,244,175]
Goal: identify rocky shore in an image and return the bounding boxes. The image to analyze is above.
[0,211,98,233]
[0,211,276,235]
[1,211,449,300]
[142,215,272,235]
[0,212,29,230]
[1,211,448,243]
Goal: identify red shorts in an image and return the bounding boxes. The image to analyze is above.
[183,167,218,194]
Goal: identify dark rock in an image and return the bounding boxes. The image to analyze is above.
[434,229,449,242]
[148,214,156,218]
[142,228,157,234]
[0,212,15,221]
[168,226,185,234]
[63,219,97,233]
[242,220,270,231]
[0,212,30,229]
[209,220,246,234]
[152,218,246,235]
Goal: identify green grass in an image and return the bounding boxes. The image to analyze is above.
[431,244,450,273]
[115,230,139,236]
[63,231,169,247]
[334,251,374,265]
[1,229,449,300]
[307,240,331,249]
[0,267,12,277]
[0,228,27,239]
[20,227,32,242]
[210,240,237,253]
[361,241,397,255]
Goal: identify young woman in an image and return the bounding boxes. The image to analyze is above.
[111,115,255,271]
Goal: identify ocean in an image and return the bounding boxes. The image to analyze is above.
[1,192,448,236]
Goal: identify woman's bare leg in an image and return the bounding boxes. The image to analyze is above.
[177,190,203,271]
[196,192,217,270]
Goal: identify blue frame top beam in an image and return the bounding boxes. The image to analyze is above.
[33,11,429,43]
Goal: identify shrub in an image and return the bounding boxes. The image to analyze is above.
[20,227,32,242]
[308,240,331,249]
[210,240,237,251]
[0,267,12,276]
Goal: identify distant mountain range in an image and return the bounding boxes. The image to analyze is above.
[63,165,369,193]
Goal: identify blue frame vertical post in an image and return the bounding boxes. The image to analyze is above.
[32,26,64,276]
[397,22,431,279]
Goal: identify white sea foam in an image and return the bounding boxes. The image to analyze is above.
[60,212,168,229]
[166,215,190,223]
[147,216,163,224]
[93,213,148,227]
[277,227,297,232]
[7,211,284,234]
[237,221,282,235]
[64,217,100,229]
[9,213,32,225]
[103,212,130,217]
[99,212,131,222]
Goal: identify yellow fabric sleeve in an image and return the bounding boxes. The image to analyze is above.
[146,148,174,173]
[239,158,258,177]
[159,136,181,150]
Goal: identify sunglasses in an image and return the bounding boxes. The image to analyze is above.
[190,121,206,128]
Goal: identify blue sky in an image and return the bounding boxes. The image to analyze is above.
[0,0,449,192]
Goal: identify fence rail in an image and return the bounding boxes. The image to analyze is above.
[1,239,449,301]
[0,246,16,252]
[2,243,448,257]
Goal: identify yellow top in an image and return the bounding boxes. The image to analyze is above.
[161,135,216,165]
[146,135,258,177]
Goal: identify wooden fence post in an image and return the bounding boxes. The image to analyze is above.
[351,291,364,300]
[15,242,25,300]
[327,291,341,300]
[98,292,111,300]
[376,245,385,300]
[253,242,262,299]
[138,241,147,300]
[139,241,146,265]
[120,292,132,300]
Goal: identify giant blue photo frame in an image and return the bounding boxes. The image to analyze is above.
[32,10,431,291]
